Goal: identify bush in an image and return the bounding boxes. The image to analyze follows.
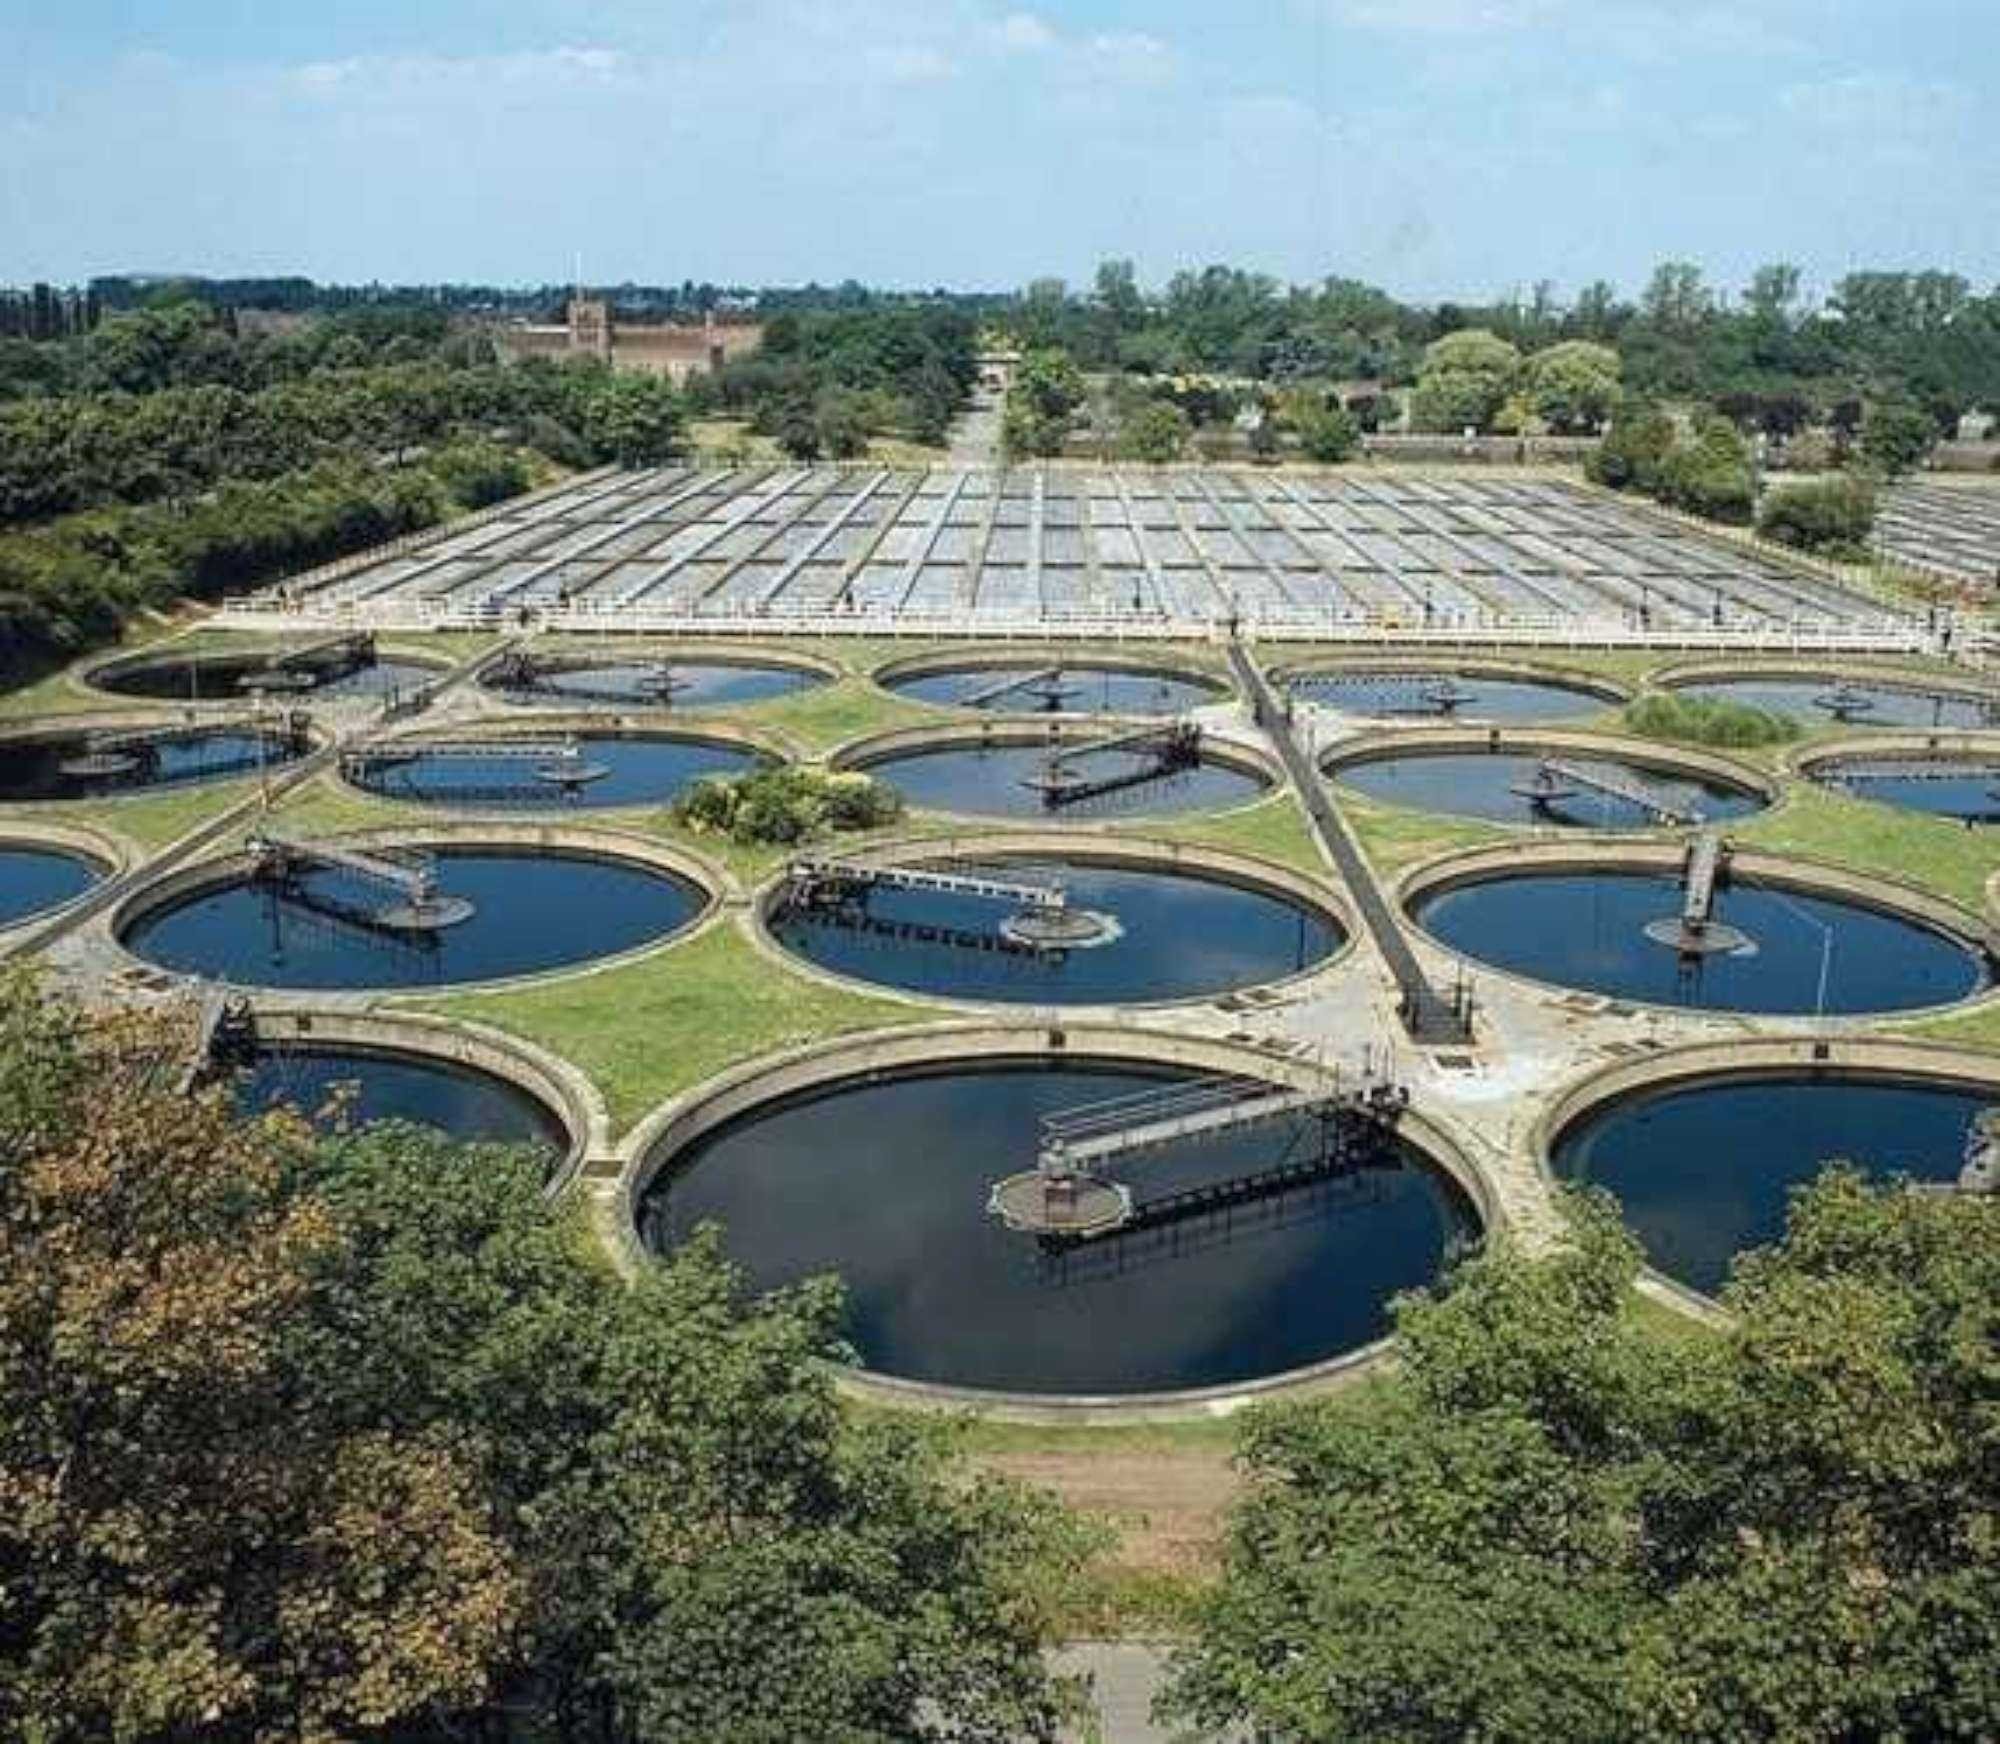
[1757,475,1876,557]
[671,766,905,846]
[1297,403,1360,464]
[1117,399,1192,463]
[1623,693,1800,748]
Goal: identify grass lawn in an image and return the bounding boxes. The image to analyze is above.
[745,676,949,756]
[1337,788,1512,878]
[420,917,940,1134]
[7,774,271,852]
[1141,791,1324,876]
[1734,782,1999,911]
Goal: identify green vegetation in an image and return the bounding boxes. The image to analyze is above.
[1337,788,1512,877]
[1002,347,1088,459]
[1622,692,1800,748]
[1588,405,1756,523]
[0,979,1090,1741]
[1757,473,1878,557]
[1144,790,1326,877]
[1735,781,1998,910]
[428,921,936,1131]
[1166,1182,2000,1741]
[674,764,905,847]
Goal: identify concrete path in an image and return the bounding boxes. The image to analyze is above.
[948,386,1005,466]
[1053,1642,1208,1743]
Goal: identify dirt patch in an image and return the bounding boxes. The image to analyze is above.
[977,1446,1242,1581]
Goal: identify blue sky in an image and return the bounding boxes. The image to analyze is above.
[3,1,1994,303]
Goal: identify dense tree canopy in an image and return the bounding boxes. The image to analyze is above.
[1167,1179,2000,1742]
[0,976,1090,1742]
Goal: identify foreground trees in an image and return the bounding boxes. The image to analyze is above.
[1166,1183,2000,1742]
[0,978,1087,1741]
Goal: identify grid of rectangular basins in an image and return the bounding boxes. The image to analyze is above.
[304,466,1891,626]
[1878,482,2000,585]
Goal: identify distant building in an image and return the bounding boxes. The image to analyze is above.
[494,296,763,383]
[1957,408,1995,443]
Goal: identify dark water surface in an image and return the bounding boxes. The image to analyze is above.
[1673,677,2000,730]
[887,665,1221,715]
[1817,760,2000,825]
[235,1046,567,1156]
[772,861,1341,1004]
[867,743,1267,819]
[642,1063,1478,1395]
[97,652,438,702]
[1553,1076,1989,1293]
[490,659,823,709]
[0,846,99,928]
[0,729,306,801]
[1413,871,1988,1014]
[1290,671,1607,723]
[1336,750,1765,829]
[346,735,759,809]
[123,849,704,990]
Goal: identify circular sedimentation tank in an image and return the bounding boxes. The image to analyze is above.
[483,649,829,710]
[90,643,442,703]
[0,719,311,801]
[1330,744,1768,830]
[1552,1072,1994,1295]
[1808,752,2000,825]
[850,729,1271,821]
[341,730,764,811]
[234,1044,569,1159]
[879,658,1225,716]
[767,851,1345,1006]
[1284,664,1615,723]
[0,842,104,929]
[1665,672,2000,731]
[119,841,710,991]
[1407,860,1992,1016]
[637,1059,1479,1397]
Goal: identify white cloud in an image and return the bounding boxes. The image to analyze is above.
[1084,31,1178,86]
[993,12,1055,51]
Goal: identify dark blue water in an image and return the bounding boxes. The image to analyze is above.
[235,1047,567,1157]
[0,729,306,801]
[490,659,823,709]
[1553,1077,1989,1294]
[1289,671,1608,723]
[1336,751,1765,829]
[0,846,99,928]
[345,735,759,810]
[1818,762,2000,825]
[1413,871,1988,1014]
[96,651,438,701]
[867,744,1268,819]
[123,849,704,990]
[642,1064,1478,1395]
[1674,678,2000,730]
[772,862,1342,1004]
[889,665,1221,715]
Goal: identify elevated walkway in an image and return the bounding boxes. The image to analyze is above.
[786,856,1067,912]
[1025,721,1202,808]
[1517,758,1698,826]
[246,828,474,930]
[961,666,1078,710]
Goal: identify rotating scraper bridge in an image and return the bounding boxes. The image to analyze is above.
[218,463,1935,647]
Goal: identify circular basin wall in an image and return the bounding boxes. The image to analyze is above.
[1670,675,2000,730]
[884,662,1222,716]
[94,648,439,703]
[0,844,101,928]
[486,656,825,710]
[861,740,1269,820]
[770,856,1343,1005]
[1411,868,1989,1015]
[344,733,762,810]
[0,725,307,801]
[1553,1075,1990,1294]
[1814,757,1999,824]
[640,1061,1478,1396]
[1288,668,1609,723]
[235,1045,568,1157]
[122,846,707,991]
[1334,748,1765,829]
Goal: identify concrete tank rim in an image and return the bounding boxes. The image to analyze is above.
[0,816,132,939]
[1786,727,2000,784]
[744,828,1358,1019]
[1649,655,2000,703]
[477,638,845,702]
[0,710,330,806]
[869,645,1234,711]
[612,1018,1498,1421]
[104,819,730,1000]
[1395,837,2000,1025]
[1270,652,1630,704]
[77,637,454,704]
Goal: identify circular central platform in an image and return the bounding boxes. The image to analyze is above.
[119,843,710,991]
[638,1059,1477,1398]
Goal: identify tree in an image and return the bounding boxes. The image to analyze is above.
[1001,346,1085,459]
[1859,397,1937,477]
[1640,259,1712,330]
[1410,328,1521,433]
[1297,402,1360,464]
[1758,475,1877,556]
[1526,340,1621,434]
[1167,1177,2000,1742]
[815,386,871,460]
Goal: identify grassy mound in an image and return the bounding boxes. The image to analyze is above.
[1623,693,1800,748]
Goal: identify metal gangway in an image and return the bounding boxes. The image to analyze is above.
[341,737,607,791]
[786,856,1067,913]
[1527,758,1699,827]
[1832,758,2000,785]
[1642,831,1747,957]
[1296,670,1477,713]
[1038,1076,1351,1176]
[1027,720,1201,807]
[960,666,1076,710]
[246,631,376,689]
[246,829,473,930]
